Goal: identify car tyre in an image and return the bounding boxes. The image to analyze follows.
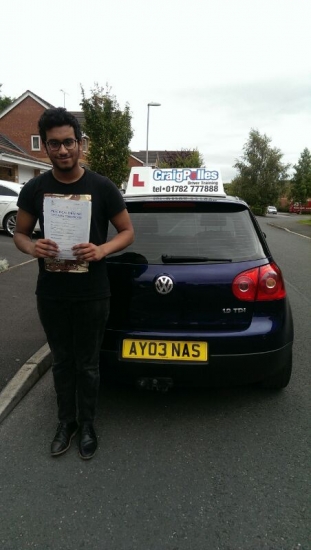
[3,212,17,237]
[259,350,292,390]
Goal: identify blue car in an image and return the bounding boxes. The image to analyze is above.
[101,168,294,390]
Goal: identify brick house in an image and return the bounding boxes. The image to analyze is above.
[0,90,183,184]
[0,91,89,176]
[0,133,51,183]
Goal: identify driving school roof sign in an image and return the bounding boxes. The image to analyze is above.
[126,167,226,197]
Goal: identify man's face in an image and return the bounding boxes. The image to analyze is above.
[45,125,82,172]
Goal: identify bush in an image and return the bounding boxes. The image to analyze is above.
[251,205,266,216]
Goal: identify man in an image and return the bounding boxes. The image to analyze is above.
[14,108,134,460]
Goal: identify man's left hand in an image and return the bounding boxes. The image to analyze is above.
[72,243,105,262]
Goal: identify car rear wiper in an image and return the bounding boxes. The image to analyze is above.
[161,255,232,263]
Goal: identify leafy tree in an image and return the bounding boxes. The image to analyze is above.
[231,129,289,214]
[158,148,204,168]
[291,148,311,203]
[80,84,133,186]
[0,84,15,113]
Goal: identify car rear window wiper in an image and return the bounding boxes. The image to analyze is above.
[162,255,232,263]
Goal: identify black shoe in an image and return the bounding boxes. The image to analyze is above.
[78,423,97,460]
[51,421,79,457]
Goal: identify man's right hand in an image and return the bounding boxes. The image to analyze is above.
[32,238,59,258]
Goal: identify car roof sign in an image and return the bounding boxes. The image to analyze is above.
[125,167,226,198]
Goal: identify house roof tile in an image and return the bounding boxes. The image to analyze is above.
[70,111,85,127]
[0,133,51,165]
[130,151,183,164]
[0,90,55,118]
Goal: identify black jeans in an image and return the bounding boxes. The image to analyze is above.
[37,296,110,423]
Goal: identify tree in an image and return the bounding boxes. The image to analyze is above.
[291,148,311,203]
[158,148,204,168]
[0,84,15,113]
[80,84,133,186]
[231,129,290,214]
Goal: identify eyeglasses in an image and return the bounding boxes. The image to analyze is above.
[46,138,78,151]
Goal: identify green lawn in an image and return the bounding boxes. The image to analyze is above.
[298,218,311,227]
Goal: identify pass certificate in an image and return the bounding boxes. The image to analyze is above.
[44,195,92,260]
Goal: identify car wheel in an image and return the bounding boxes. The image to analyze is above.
[259,350,292,390]
[3,212,17,237]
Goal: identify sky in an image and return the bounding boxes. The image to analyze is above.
[1,0,311,182]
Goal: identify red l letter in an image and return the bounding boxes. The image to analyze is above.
[133,173,145,187]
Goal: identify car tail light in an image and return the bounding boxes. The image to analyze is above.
[232,263,286,301]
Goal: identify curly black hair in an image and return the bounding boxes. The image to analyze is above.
[38,107,82,143]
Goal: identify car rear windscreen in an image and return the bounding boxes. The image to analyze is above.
[107,203,266,263]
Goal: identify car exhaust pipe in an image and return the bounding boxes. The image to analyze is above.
[136,377,173,392]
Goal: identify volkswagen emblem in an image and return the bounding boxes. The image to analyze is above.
[155,275,174,295]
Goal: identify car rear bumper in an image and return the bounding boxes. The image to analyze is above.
[100,341,293,387]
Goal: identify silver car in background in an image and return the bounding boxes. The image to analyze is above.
[0,180,40,236]
[267,205,277,214]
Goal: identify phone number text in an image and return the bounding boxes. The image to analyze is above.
[152,185,219,193]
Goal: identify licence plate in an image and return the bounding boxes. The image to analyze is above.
[122,339,208,362]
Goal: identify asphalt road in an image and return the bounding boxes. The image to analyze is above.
[0,218,310,550]
[0,233,46,392]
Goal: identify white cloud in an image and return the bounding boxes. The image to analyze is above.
[1,0,311,182]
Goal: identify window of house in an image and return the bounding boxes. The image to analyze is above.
[82,137,89,153]
[31,135,41,151]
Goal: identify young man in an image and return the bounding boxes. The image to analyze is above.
[14,108,134,460]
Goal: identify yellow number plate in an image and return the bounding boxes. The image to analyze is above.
[122,339,208,362]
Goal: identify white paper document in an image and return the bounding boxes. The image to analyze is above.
[44,196,92,260]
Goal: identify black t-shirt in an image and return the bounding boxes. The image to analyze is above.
[17,169,126,300]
